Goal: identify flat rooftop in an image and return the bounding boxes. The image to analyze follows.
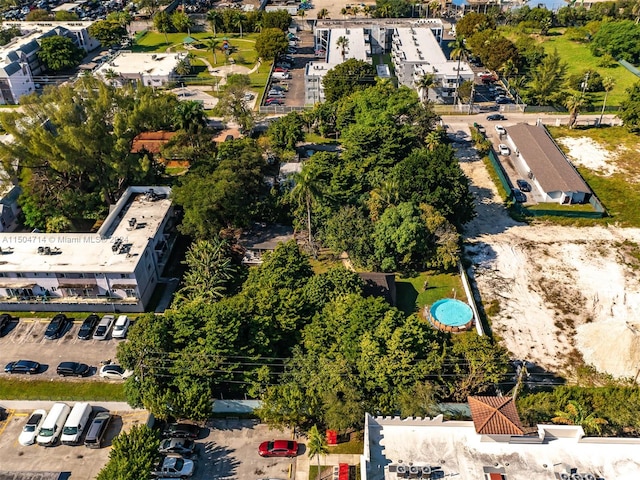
[0,186,172,274]
[366,415,640,480]
[94,52,184,78]
[327,28,370,65]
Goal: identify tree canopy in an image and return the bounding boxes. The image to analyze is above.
[590,20,640,64]
[37,36,84,72]
[89,20,128,47]
[255,28,288,60]
[0,79,179,229]
[322,59,377,103]
[619,82,640,133]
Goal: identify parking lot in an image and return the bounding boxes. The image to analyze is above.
[1,317,120,380]
[0,404,148,479]
[0,411,298,479]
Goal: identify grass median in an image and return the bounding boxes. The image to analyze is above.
[0,378,126,401]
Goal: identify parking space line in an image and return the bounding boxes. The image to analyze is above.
[0,410,15,437]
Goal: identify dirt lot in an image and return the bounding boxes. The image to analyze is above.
[0,318,119,380]
[450,125,640,380]
[0,405,148,479]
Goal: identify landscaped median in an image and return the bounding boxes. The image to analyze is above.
[0,378,126,401]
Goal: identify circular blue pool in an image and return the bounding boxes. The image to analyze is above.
[427,298,474,332]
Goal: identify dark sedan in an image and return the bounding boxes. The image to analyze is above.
[0,313,11,334]
[159,438,196,456]
[516,179,532,192]
[56,361,90,377]
[44,314,70,340]
[77,314,99,340]
[5,360,40,374]
[486,114,506,121]
[164,423,200,439]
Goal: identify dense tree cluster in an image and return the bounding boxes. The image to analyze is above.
[590,20,640,64]
[0,78,181,229]
[205,8,291,37]
[279,83,474,272]
[96,425,160,480]
[118,241,509,428]
[37,36,84,72]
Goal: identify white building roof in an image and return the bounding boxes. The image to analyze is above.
[0,186,172,274]
[395,27,473,79]
[94,52,184,79]
[326,28,369,65]
[365,414,640,480]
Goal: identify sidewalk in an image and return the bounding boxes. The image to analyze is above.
[0,400,140,411]
[296,454,361,480]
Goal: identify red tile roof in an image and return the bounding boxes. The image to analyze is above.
[131,131,177,154]
[468,396,524,435]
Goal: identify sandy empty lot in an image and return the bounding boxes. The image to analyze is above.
[452,126,640,380]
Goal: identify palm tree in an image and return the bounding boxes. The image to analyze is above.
[415,72,437,103]
[429,0,441,17]
[598,76,615,126]
[103,68,119,86]
[307,425,329,480]
[290,163,323,254]
[425,129,444,151]
[448,36,470,105]
[205,37,220,64]
[633,0,640,24]
[552,401,607,435]
[363,5,371,17]
[351,5,360,16]
[235,15,244,38]
[317,8,329,19]
[340,7,347,17]
[336,35,349,61]
[379,4,392,17]
[175,58,191,77]
[174,100,208,134]
[565,93,586,129]
[298,8,306,20]
[206,10,220,36]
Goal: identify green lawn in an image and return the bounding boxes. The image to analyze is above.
[540,30,638,106]
[395,271,464,316]
[328,437,364,454]
[0,379,126,401]
[546,126,640,227]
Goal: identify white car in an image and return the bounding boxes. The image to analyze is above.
[111,315,130,339]
[19,409,47,446]
[99,364,133,380]
[495,125,506,136]
[498,144,511,156]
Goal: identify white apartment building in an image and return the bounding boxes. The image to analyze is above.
[391,25,474,103]
[0,21,99,104]
[94,52,187,88]
[304,27,372,104]
[0,186,177,312]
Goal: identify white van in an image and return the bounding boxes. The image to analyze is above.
[36,402,71,446]
[61,402,92,445]
[111,315,130,339]
[273,71,292,80]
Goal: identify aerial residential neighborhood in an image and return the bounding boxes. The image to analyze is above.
[0,0,639,479]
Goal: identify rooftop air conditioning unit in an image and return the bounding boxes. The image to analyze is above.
[397,465,407,475]
[559,474,571,480]
[422,466,431,475]
[571,475,583,480]
[583,475,596,480]
[409,466,420,478]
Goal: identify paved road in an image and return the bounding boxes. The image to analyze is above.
[443,112,620,131]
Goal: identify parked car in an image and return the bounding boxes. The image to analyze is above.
[273,67,289,73]
[18,409,47,446]
[495,125,506,136]
[84,411,112,448]
[486,114,505,121]
[93,315,115,340]
[272,72,291,80]
[0,313,12,334]
[513,189,527,203]
[265,98,284,106]
[111,315,130,339]
[268,91,286,98]
[5,360,40,374]
[270,85,287,92]
[279,55,294,62]
[286,47,297,54]
[77,314,99,340]
[516,179,532,192]
[496,96,513,104]
[99,364,133,380]
[164,423,200,439]
[275,62,293,69]
[498,144,511,156]
[258,439,299,457]
[151,455,195,478]
[159,438,196,456]
[243,93,254,101]
[56,361,90,377]
[44,314,70,340]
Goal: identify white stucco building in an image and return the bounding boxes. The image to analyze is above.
[94,51,187,88]
[0,186,177,312]
[0,21,99,104]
